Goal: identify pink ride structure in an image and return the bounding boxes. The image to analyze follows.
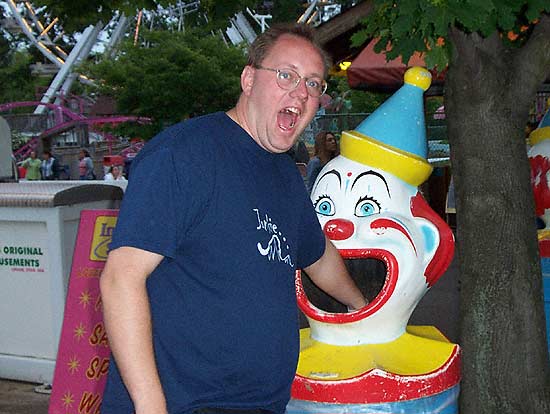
[1,101,149,164]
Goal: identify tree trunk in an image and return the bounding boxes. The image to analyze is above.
[446,25,550,413]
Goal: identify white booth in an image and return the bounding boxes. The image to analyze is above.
[0,182,123,383]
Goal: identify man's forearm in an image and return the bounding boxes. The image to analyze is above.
[304,237,367,310]
[100,257,167,413]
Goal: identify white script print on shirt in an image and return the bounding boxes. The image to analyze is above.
[253,208,294,268]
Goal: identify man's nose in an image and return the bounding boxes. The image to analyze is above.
[290,79,308,100]
[324,219,354,240]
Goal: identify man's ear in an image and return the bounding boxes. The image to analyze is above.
[241,65,255,95]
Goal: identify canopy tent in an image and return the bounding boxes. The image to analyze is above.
[347,38,446,95]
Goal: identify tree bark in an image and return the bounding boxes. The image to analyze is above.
[446,17,550,413]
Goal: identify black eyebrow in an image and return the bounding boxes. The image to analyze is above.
[313,169,341,192]
[351,170,391,197]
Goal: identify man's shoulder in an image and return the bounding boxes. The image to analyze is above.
[140,112,227,155]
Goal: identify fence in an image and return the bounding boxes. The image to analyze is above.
[301,112,449,162]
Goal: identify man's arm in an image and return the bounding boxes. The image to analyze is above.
[303,236,367,310]
[100,246,167,414]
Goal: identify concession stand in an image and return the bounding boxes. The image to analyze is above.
[0,182,123,383]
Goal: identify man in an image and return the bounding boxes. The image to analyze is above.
[100,23,366,414]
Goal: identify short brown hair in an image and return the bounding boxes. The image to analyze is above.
[247,23,331,77]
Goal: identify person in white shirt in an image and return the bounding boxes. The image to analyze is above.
[104,165,126,181]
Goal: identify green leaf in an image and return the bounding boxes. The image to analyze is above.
[422,5,451,36]
[526,0,550,20]
[496,5,519,31]
[424,43,449,70]
[351,30,370,48]
[393,12,415,38]
[450,1,484,32]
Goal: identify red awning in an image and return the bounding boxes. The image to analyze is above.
[347,39,446,94]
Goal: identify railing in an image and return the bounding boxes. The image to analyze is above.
[301,112,449,162]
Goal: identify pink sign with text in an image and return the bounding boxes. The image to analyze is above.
[49,210,118,414]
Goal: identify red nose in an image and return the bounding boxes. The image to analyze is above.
[324,219,355,240]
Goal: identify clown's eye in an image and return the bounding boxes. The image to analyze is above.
[355,196,380,217]
[314,195,335,216]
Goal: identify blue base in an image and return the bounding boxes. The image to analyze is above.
[544,277,550,355]
[286,384,459,414]
[540,258,550,354]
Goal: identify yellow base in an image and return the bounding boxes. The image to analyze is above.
[538,229,550,241]
[296,326,456,380]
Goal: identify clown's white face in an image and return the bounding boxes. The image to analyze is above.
[310,156,417,243]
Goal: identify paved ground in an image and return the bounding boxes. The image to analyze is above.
[0,258,460,414]
[410,256,460,343]
[0,380,49,414]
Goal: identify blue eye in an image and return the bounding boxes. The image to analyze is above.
[306,78,321,89]
[314,196,335,216]
[279,70,291,79]
[355,196,380,217]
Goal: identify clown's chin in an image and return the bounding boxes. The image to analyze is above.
[300,258,386,318]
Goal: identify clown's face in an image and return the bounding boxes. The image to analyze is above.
[310,156,417,239]
[298,154,454,345]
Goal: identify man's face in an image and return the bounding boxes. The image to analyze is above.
[242,35,325,153]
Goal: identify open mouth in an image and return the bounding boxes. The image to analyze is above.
[277,107,301,131]
[296,248,399,324]
[301,258,386,313]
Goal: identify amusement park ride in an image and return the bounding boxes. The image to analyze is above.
[1,0,149,163]
[0,0,341,165]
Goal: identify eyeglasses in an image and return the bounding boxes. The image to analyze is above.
[255,66,327,98]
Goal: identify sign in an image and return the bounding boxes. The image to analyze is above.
[49,210,118,414]
[0,221,52,360]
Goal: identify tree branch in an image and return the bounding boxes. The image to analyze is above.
[516,13,550,88]
[315,0,376,46]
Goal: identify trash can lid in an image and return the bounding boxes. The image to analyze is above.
[0,182,124,207]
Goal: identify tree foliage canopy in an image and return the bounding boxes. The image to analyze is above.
[33,0,255,32]
[0,49,38,103]
[351,0,550,71]
[83,29,246,138]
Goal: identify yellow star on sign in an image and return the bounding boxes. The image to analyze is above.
[67,356,80,374]
[62,391,74,407]
[73,323,86,341]
[79,290,92,308]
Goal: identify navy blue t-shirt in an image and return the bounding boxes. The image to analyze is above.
[101,112,326,414]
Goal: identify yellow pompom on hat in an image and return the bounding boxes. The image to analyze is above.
[341,67,433,187]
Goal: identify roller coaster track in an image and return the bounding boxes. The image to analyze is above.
[0,101,150,162]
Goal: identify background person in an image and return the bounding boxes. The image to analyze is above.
[78,149,95,180]
[286,139,310,164]
[100,23,366,414]
[104,165,126,181]
[21,151,41,180]
[40,150,59,180]
[306,131,339,192]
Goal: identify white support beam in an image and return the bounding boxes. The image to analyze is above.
[35,24,99,114]
[6,0,64,67]
[55,23,102,106]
